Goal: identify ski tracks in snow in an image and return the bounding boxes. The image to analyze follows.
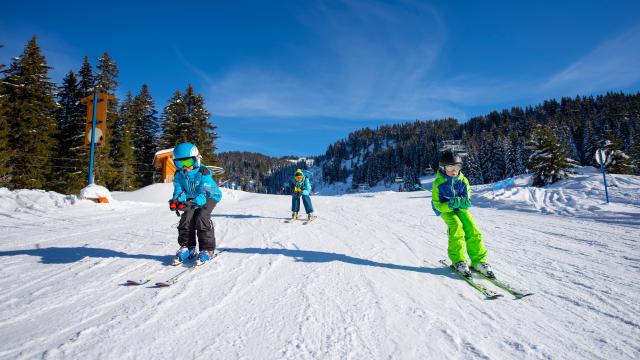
[0,188,639,359]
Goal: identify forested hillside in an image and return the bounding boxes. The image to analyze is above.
[218,152,305,194]
[320,93,640,187]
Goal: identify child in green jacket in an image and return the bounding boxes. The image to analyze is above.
[431,150,494,278]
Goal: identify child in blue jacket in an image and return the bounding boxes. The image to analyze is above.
[290,169,314,220]
[169,142,222,266]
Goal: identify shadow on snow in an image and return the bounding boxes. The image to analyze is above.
[0,245,453,278]
[214,213,285,220]
[0,246,171,265]
[219,246,452,277]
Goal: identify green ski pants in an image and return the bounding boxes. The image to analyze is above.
[440,210,487,267]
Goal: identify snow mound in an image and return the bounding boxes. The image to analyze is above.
[0,187,78,213]
[473,167,640,215]
[79,184,114,202]
[112,183,173,203]
[112,183,241,204]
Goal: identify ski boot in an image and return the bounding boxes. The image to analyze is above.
[474,262,495,279]
[171,246,197,266]
[307,212,315,221]
[453,261,471,278]
[195,249,214,266]
[291,212,298,220]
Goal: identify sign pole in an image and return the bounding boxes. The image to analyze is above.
[88,90,99,185]
[598,148,609,204]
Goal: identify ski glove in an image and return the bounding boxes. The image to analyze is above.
[459,197,471,209]
[170,199,193,211]
[449,197,462,209]
[449,197,471,210]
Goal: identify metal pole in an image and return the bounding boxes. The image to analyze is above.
[598,149,609,204]
[87,90,99,185]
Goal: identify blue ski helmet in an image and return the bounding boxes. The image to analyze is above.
[173,142,201,168]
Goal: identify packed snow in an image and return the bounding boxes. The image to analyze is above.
[0,168,639,359]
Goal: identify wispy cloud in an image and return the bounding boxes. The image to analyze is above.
[182,2,640,122]
[201,0,452,120]
[542,26,640,95]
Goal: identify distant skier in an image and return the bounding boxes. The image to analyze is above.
[290,168,315,221]
[169,142,222,266]
[431,150,494,278]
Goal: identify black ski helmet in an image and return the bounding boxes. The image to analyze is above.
[439,150,462,169]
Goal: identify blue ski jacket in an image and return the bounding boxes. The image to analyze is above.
[171,165,222,206]
[290,176,312,196]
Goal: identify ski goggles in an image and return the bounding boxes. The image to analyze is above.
[444,164,462,172]
[295,175,303,181]
[174,157,195,169]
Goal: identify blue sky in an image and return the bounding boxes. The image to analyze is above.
[3,0,640,157]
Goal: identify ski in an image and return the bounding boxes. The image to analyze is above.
[472,269,533,299]
[125,253,197,286]
[126,278,153,286]
[155,250,224,287]
[439,259,502,299]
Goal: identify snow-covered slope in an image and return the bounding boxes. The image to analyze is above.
[0,172,639,359]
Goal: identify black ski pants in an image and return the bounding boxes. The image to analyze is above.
[177,198,217,251]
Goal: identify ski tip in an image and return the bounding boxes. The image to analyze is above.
[126,279,151,286]
[155,282,170,287]
[514,293,534,299]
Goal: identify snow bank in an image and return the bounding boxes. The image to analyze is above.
[0,187,78,213]
[473,167,640,215]
[112,184,241,204]
[112,183,173,203]
[79,184,114,202]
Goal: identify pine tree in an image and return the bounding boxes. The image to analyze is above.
[492,135,507,180]
[596,130,634,174]
[93,52,119,187]
[464,148,483,185]
[527,125,577,186]
[0,36,59,190]
[479,130,494,183]
[503,135,518,178]
[158,85,219,166]
[184,84,219,165]
[55,70,87,193]
[132,84,159,185]
[159,90,185,149]
[630,140,640,175]
[78,56,94,97]
[515,141,528,174]
[0,44,10,186]
[111,92,137,190]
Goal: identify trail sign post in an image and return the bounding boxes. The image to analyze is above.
[595,149,609,204]
[81,92,115,185]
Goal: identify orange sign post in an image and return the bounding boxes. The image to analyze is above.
[81,93,114,147]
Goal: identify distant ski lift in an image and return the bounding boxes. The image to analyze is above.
[357,183,370,192]
[206,165,225,175]
[440,140,467,157]
[394,176,404,183]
